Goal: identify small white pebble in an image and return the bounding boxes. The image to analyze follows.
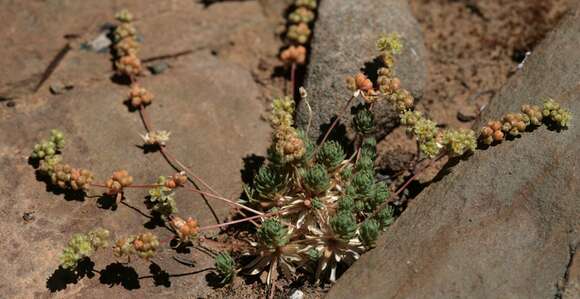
[289,289,304,299]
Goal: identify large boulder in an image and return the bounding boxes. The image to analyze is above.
[328,6,580,299]
[0,1,281,297]
[295,0,427,141]
[0,52,271,298]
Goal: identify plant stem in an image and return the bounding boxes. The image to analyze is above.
[90,182,161,189]
[184,186,264,216]
[159,146,221,197]
[139,105,154,132]
[158,146,223,225]
[197,210,280,232]
[291,62,297,99]
[314,94,356,154]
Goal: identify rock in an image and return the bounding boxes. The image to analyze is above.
[148,62,170,75]
[328,7,580,299]
[0,53,270,298]
[49,82,74,95]
[0,0,282,99]
[562,249,580,298]
[82,32,112,53]
[295,0,427,141]
[289,289,305,299]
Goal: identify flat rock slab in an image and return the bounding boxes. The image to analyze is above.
[0,0,282,99]
[295,0,427,141]
[0,53,270,297]
[328,7,580,299]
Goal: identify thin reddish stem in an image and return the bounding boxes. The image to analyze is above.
[198,210,280,232]
[90,182,162,189]
[314,94,356,155]
[159,146,221,197]
[291,62,297,99]
[139,105,154,132]
[184,187,264,216]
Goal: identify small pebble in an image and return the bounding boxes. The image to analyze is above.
[148,62,170,75]
[289,289,304,299]
[49,82,74,95]
[23,211,35,223]
[87,32,112,53]
[457,111,476,122]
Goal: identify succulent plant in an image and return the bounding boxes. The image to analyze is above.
[257,219,290,249]
[353,107,375,135]
[375,205,395,230]
[215,252,236,284]
[361,137,377,161]
[316,141,346,170]
[330,212,357,241]
[302,164,331,195]
[360,219,380,247]
[254,165,286,201]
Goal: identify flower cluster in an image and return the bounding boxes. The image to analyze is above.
[128,84,154,108]
[542,98,572,127]
[280,45,306,65]
[147,176,178,217]
[280,0,318,65]
[479,120,504,145]
[170,216,199,243]
[400,110,477,158]
[113,232,159,260]
[113,9,142,77]
[400,111,439,157]
[60,228,110,269]
[31,129,65,160]
[105,169,133,195]
[268,97,307,166]
[50,164,94,191]
[479,99,571,145]
[343,35,413,112]
[141,130,171,146]
[31,130,95,191]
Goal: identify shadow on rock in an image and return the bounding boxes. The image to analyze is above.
[361,56,383,83]
[99,262,140,290]
[317,116,352,152]
[136,143,160,154]
[240,154,266,186]
[96,194,118,210]
[46,258,95,292]
[147,262,171,287]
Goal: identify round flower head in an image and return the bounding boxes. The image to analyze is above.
[280,45,307,65]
